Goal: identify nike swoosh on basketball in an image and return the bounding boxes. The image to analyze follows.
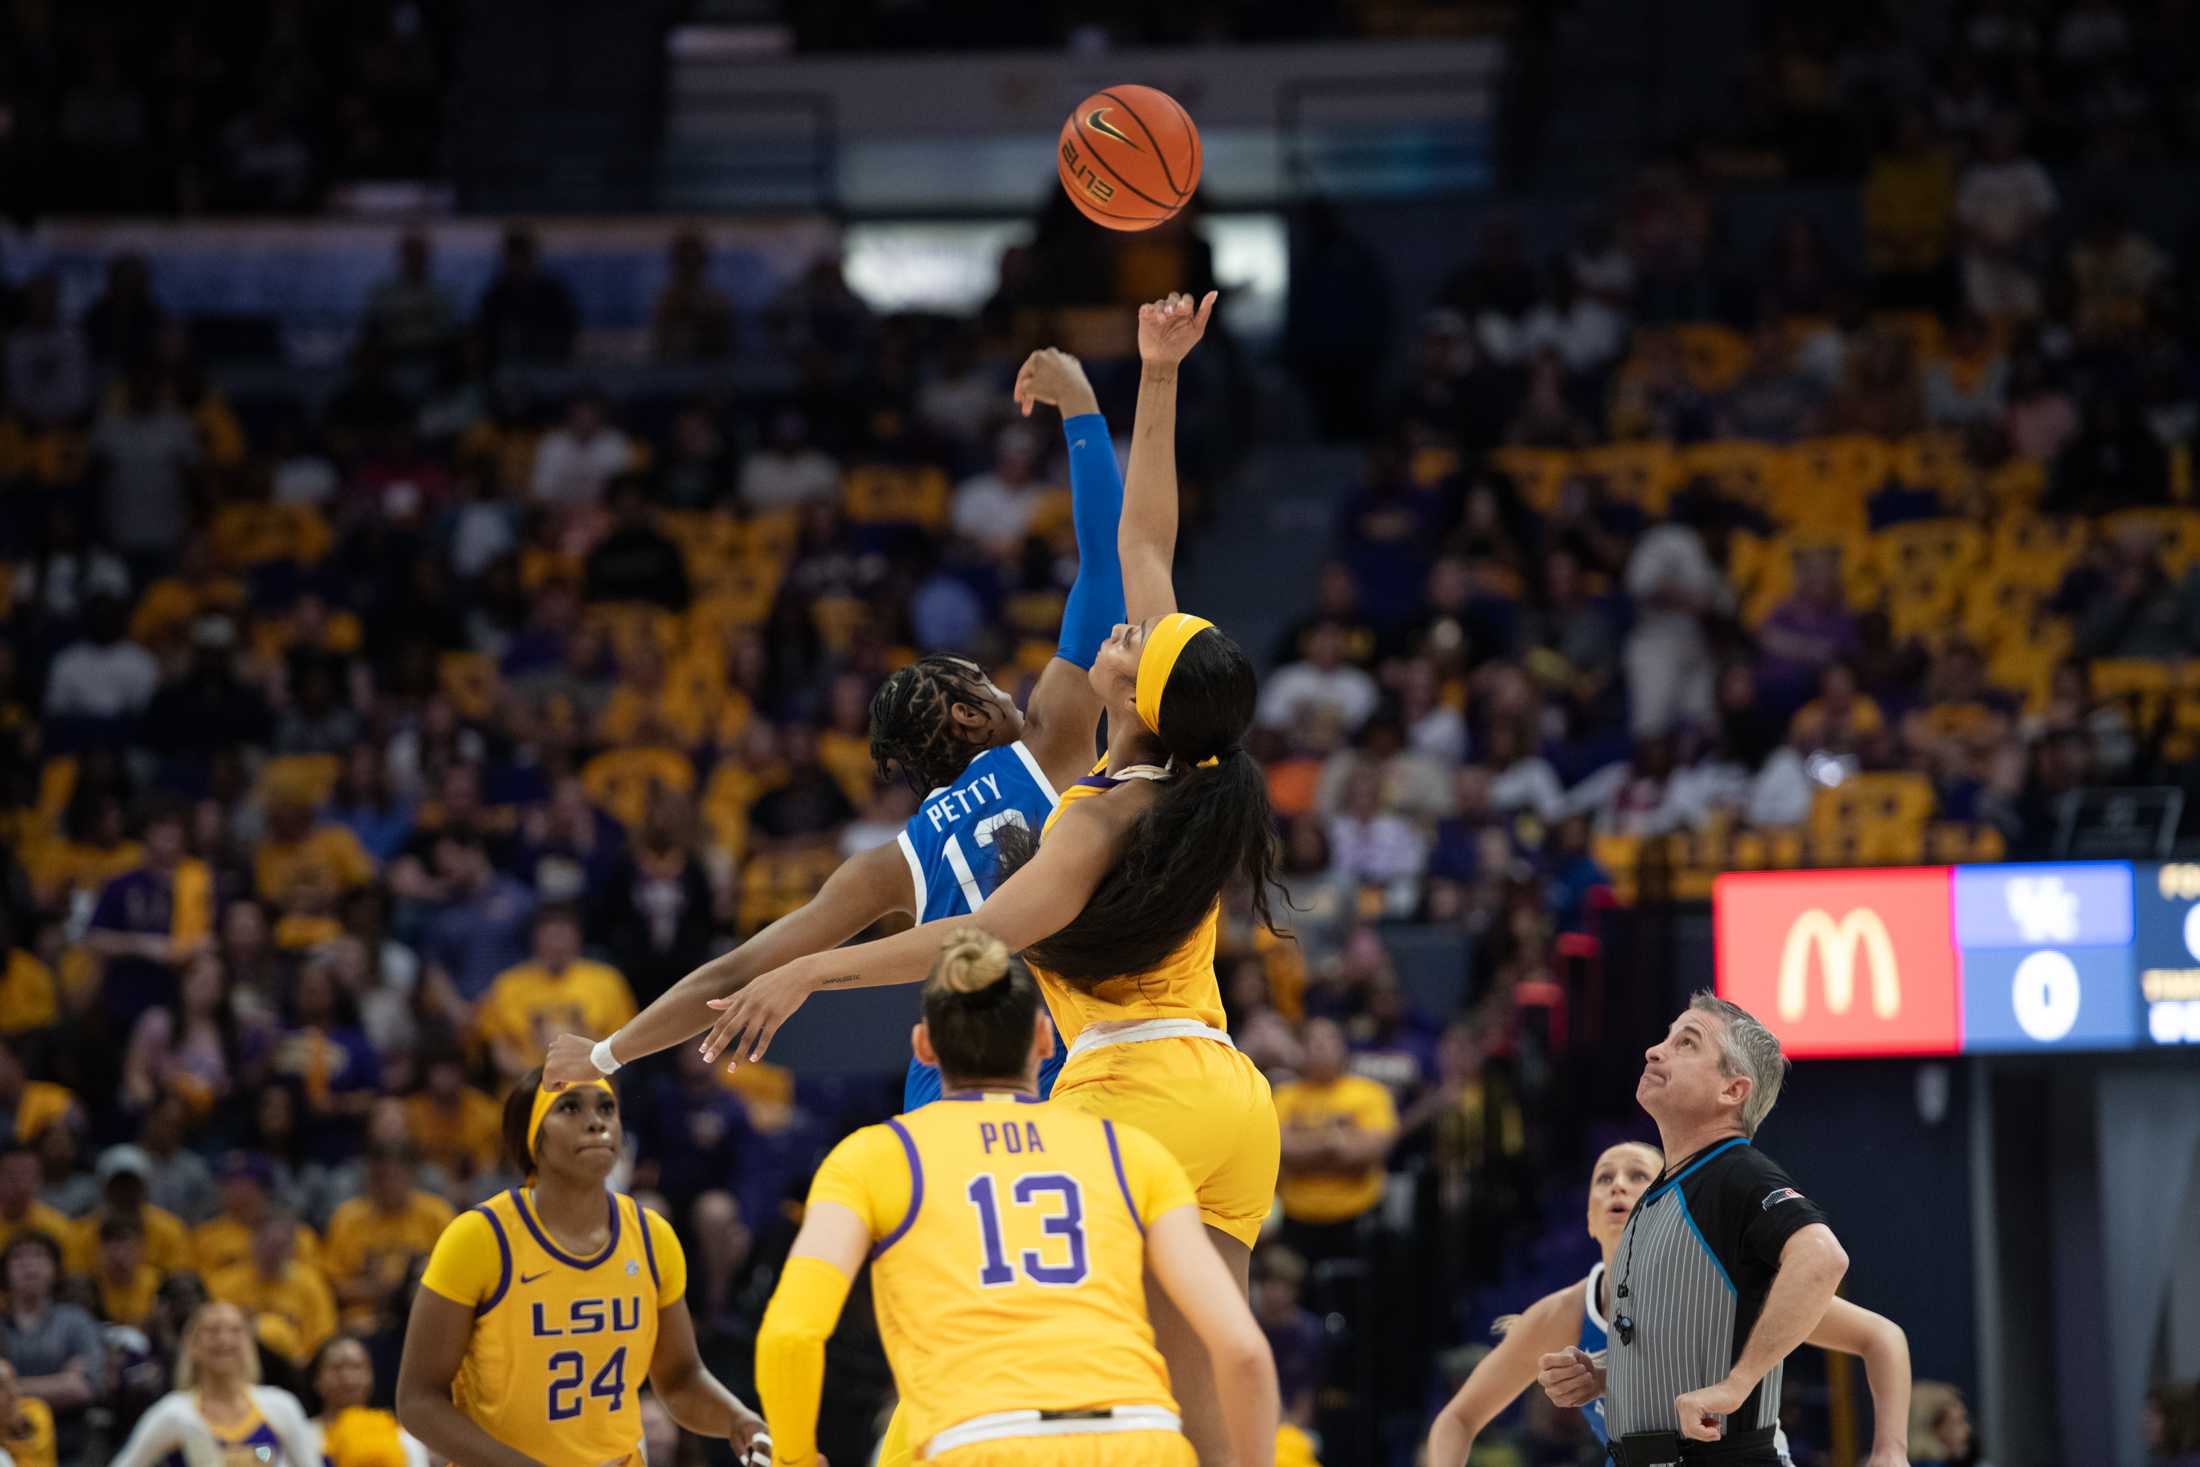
[1085,108,1139,149]
[520,1270,550,1285]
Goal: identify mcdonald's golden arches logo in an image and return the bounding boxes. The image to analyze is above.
[1777,908,1902,1022]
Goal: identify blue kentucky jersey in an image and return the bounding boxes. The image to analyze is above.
[894,741,1067,1108]
[1580,1261,1610,1445]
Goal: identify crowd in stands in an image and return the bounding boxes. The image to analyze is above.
[0,0,454,214]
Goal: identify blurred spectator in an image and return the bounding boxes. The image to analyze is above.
[207,1205,337,1368]
[591,790,713,1008]
[419,831,537,1014]
[80,253,168,368]
[1273,564,1381,673]
[739,410,841,512]
[2067,204,2170,344]
[652,232,736,363]
[950,423,1048,558]
[1862,110,1956,307]
[1259,622,1380,736]
[1519,548,1619,716]
[472,907,637,1083]
[1922,313,2008,426]
[320,1143,452,1327]
[3,274,90,427]
[361,232,456,368]
[2003,352,2080,462]
[2049,394,2168,513]
[1907,1381,1976,1467]
[0,1147,68,1253]
[475,227,578,368]
[2073,532,2198,658]
[1326,767,1429,916]
[531,390,634,511]
[1621,497,1730,737]
[585,478,692,609]
[1251,1247,1324,1431]
[656,404,736,511]
[0,1233,101,1463]
[194,1152,316,1279]
[1756,543,1861,711]
[90,363,200,563]
[1955,115,2057,320]
[400,1045,502,1191]
[1717,323,1826,441]
[90,1212,160,1330]
[1272,1018,1400,1266]
[43,594,158,729]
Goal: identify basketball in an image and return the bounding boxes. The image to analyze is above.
[1056,84,1202,231]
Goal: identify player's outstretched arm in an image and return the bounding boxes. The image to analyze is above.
[1120,291,1216,626]
[1806,1298,1912,1467]
[1425,1285,1580,1467]
[1144,1204,1280,1467]
[700,798,1126,1066]
[396,1289,546,1467]
[542,840,914,1087]
[1015,347,1125,791]
[755,1202,869,1467]
[647,1295,770,1460]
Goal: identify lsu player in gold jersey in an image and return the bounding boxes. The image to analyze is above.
[755,929,1277,1467]
[713,291,1282,1467]
[395,1072,768,1467]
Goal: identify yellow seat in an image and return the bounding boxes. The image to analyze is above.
[1886,574,1963,644]
[257,754,342,808]
[1961,574,2038,651]
[1490,447,1575,515]
[842,463,950,531]
[1811,772,1935,840]
[2090,658,2178,725]
[1890,432,1970,495]
[1790,435,1895,501]
[438,651,502,723]
[1671,324,1751,392]
[579,747,697,829]
[736,844,843,934]
[1680,440,1786,505]
[1926,822,2006,863]
[1580,441,1679,511]
[1874,519,1985,581]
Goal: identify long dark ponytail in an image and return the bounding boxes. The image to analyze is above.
[1000,625,1287,981]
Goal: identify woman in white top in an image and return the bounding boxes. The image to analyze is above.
[307,1333,429,1467]
[111,1301,318,1467]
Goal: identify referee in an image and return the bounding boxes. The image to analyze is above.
[1539,993,1853,1466]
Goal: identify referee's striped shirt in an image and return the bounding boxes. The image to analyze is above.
[1604,1138,1829,1440]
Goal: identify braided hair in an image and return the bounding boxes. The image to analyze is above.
[868,655,999,796]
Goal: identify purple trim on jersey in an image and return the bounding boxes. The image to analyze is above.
[634,1195,660,1289]
[509,1187,624,1270]
[472,1204,514,1316]
[1102,1120,1144,1235]
[873,1118,924,1258]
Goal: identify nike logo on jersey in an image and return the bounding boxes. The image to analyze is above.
[520,1270,551,1285]
[1086,107,1139,149]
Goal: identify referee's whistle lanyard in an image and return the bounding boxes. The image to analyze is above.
[1613,1137,1750,1348]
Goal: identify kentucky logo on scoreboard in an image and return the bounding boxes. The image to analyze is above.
[1953,863,2137,1052]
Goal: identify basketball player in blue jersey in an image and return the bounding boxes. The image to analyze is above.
[1423,1143,1912,1467]
[545,348,1126,1105]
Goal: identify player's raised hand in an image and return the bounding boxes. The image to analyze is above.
[1136,290,1217,367]
[1014,347,1099,419]
[701,955,824,1067]
[542,1032,601,1090]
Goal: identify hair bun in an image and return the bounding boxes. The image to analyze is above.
[935,928,1011,994]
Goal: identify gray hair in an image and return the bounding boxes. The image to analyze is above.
[1689,990,1789,1136]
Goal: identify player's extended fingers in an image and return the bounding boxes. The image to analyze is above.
[1193,290,1218,330]
[699,1004,746,1064]
[749,1011,788,1063]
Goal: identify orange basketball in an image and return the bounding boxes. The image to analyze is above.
[1057,84,1201,231]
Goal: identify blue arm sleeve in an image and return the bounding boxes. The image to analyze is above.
[1056,412,1127,669]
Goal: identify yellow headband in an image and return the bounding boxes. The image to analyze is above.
[1133,613,1216,740]
[529,1078,614,1159]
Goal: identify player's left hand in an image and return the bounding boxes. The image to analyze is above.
[1014,348,1099,419]
[1674,1379,1747,1441]
[1136,290,1217,366]
[701,958,820,1067]
[728,1405,773,1465]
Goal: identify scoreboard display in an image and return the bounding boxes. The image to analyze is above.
[1714,861,2200,1059]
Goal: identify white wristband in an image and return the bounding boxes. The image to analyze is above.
[589,1037,623,1076]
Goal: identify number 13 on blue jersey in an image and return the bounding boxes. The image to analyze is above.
[942,809,1028,912]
